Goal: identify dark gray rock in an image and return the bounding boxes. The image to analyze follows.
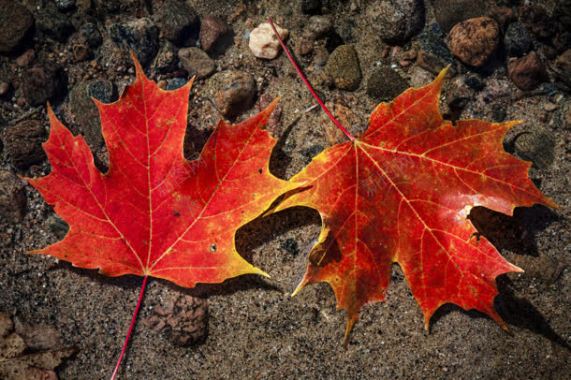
[0,170,27,223]
[55,0,76,12]
[366,65,408,101]
[110,18,159,66]
[0,0,34,53]
[79,22,102,48]
[432,0,490,32]
[69,79,117,148]
[418,23,453,63]
[211,71,257,118]
[325,45,362,91]
[155,0,199,46]
[178,47,215,79]
[1,120,46,171]
[375,0,425,45]
[35,3,74,42]
[504,22,533,57]
[199,16,232,55]
[21,65,63,106]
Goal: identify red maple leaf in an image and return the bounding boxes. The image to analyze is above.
[27,55,291,376]
[269,20,556,345]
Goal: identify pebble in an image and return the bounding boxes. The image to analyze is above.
[199,16,231,55]
[1,120,46,171]
[366,65,408,101]
[519,5,554,41]
[431,0,489,32]
[418,23,454,64]
[110,18,159,66]
[447,17,499,67]
[69,79,117,148]
[55,0,76,12]
[153,41,178,74]
[554,49,571,90]
[178,47,215,78]
[504,22,533,58]
[21,65,62,106]
[0,170,27,223]
[308,16,333,39]
[325,45,362,91]
[248,22,289,60]
[15,49,35,67]
[301,0,322,15]
[0,0,34,53]
[35,2,75,42]
[507,52,545,91]
[79,22,103,48]
[212,71,257,118]
[155,0,199,45]
[513,128,555,169]
[375,0,425,45]
[0,81,9,97]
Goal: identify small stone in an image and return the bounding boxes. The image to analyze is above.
[15,49,35,67]
[248,22,289,60]
[55,0,76,12]
[366,65,408,101]
[0,170,27,223]
[507,52,545,91]
[0,0,34,53]
[308,15,333,39]
[374,0,425,45]
[295,36,314,56]
[35,2,75,42]
[0,82,9,97]
[553,49,571,89]
[69,79,117,148]
[153,41,178,74]
[432,0,490,32]
[79,22,102,48]
[513,128,555,169]
[178,47,215,78]
[418,23,454,64]
[155,0,199,45]
[504,22,533,58]
[199,16,231,55]
[301,0,321,15]
[447,17,499,67]
[325,45,362,91]
[212,71,257,118]
[519,5,554,41]
[110,18,159,66]
[1,120,46,171]
[21,65,63,106]
[416,50,450,75]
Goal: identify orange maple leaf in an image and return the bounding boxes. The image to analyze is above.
[269,22,556,345]
[27,55,291,376]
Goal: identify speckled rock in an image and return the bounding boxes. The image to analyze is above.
[153,41,178,74]
[375,0,425,45]
[178,47,215,78]
[447,17,499,67]
[0,170,27,222]
[248,22,288,60]
[507,52,545,91]
[69,79,117,148]
[308,16,333,39]
[155,0,199,45]
[0,0,34,53]
[199,16,231,55]
[110,18,159,66]
[512,128,555,169]
[211,71,257,118]
[325,45,362,91]
[1,120,46,171]
[431,0,490,32]
[504,22,533,58]
[21,64,63,106]
[366,65,408,101]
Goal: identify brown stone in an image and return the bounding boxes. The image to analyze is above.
[447,17,499,67]
[199,16,231,55]
[507,52,546,91]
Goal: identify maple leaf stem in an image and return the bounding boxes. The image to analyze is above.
[267,18,355,142]
[110,275,149,380]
